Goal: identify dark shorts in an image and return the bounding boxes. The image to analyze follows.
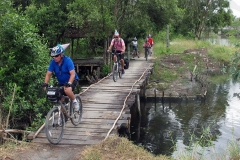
[112,50,124,60]
[58,79,79,95]
[133,46,138,51]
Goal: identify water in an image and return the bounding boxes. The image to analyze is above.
[203,35,232,46]
[131,77,240,159]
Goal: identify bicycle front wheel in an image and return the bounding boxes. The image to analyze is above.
[45,107,65,144]
[70,95,83,126]
[113,64,118,82]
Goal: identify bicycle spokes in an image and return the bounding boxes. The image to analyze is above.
[45,107,64,144]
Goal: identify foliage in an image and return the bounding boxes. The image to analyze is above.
[227,137,240,160]
[176,0,232,39]
[0,0,50,128]
[100,64,111,77]
[25,0,67,47]
[230,51,240,82]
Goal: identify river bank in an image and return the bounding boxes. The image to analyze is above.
[146,47,223,100]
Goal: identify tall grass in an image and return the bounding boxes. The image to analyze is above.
[152,33,240,65]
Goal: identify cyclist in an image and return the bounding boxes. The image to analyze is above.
[132,37,139,58]
[143,38,151,57]
[107,30,126,74]
[148,34,154,55]
[43,43,80,111]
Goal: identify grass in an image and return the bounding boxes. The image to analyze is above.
[151,37,240,84]
[74,135,170,160]
[0,140,30,158]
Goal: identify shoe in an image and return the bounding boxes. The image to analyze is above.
[73,102,79,112]
[122,69,125,74]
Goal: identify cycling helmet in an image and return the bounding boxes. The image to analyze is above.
[114,29,119,37]
[148,34,151,38]
[50,44,64,57]
[133,37,137,41]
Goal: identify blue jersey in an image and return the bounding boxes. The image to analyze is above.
[48,56,79,85]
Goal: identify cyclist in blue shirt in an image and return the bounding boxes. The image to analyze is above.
[43,43,80,111]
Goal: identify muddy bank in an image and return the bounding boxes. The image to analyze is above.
[146,48,223,99]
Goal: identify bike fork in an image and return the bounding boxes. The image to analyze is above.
[52,105,62,125]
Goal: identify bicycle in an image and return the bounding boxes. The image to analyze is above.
[45,85,83,144]
[144,47,150,61]
[149,46,152,56]
[132,47,139,58]
[111,52,122,82]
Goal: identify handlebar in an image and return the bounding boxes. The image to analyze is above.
[107,50,123,55]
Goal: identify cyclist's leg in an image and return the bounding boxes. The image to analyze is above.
[64,86,75,101]
[113,54,117,62]
[136,46,139,58]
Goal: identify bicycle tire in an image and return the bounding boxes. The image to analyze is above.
[119,62,122,79]
[145,49,148,61]
[113,63,118,82]
[132,50,136,58]
[45,107,65,144]
[70,95,83,126]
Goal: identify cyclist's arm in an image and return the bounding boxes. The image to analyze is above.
[108,44,113,52]
[107,39,114,52]
[44,71,52,84]
[68,70,75,84]
[122,45,126,54]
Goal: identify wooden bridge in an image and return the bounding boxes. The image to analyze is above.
[30,57,154,145]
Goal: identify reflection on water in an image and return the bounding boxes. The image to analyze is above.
[131,78,240,159]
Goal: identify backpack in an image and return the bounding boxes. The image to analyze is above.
[124,58,129,69]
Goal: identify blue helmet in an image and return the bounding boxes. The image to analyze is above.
[50,44,64,56]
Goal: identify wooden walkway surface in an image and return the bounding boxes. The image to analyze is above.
[31,57,154,145]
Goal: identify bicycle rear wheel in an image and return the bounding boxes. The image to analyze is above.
[132,50,136,58]
[119,63,122,79]
[45,107,65,144]
[70,95,83,126]
[145,49,148,61]
[113,63,118,82]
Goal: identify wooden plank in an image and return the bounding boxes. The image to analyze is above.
[32,60,152,145]
[82,112,130,120]
[80,119,129,124]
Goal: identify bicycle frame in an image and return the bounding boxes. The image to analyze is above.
[112,52,122,82]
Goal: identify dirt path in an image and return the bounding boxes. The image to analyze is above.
[0,142,89,160]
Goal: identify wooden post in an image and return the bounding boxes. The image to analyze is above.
[154,88,157,108]
[127,43,130,60]
[137,93,141,116]
[166,25,169,50]
[104,39,107,65]
[162,90,164,104]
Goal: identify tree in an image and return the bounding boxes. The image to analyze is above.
[0,0,50,128]
[25,0,68,47]
[176,0,232,39]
